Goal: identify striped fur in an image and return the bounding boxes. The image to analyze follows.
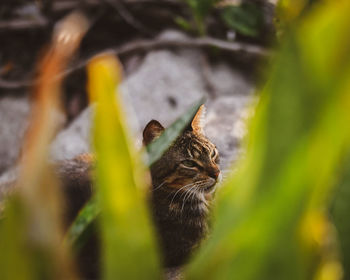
[145,117,221,268]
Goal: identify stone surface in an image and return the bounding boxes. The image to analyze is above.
[50,106,93,161]
[0,96,30,174]
[120,49,206,129]
[209,62,253,97]
[205,95,256,169]
[0,30,256,179]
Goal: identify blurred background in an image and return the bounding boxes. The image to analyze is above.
[0,0,275,178]
[1,1,350,280]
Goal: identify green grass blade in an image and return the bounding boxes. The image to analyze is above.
[186,1,350,279]
[220,3,263,37]
[331,155,350,279]
[64,196,100,249]
[87,54,161,280]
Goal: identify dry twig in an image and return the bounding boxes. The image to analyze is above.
[52,0,180,12]
[104,0,155,35]
[0,36,270,90]
[0,17,48,30]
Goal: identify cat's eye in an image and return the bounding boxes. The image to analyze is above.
[181,160,197,168]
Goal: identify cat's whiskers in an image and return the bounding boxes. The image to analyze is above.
[151,181,166,192]
[164,179,211,208]
[190,187,200,206]
[179,179,210,213]
[180,184,199,213]
[179,183,198,205]
[186,188,198,212]
[177,181,202,202]
[168,182,196,206]
[199,188,208,206]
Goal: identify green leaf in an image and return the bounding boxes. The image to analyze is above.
[174,16,193,32]
[87,55,161,280]
[185,0,216,21]
[64,196,100,250]
[331,156,350,280]
[183,0,218,34]
[220,3,263,37]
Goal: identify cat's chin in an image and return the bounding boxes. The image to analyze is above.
[202,179,217,193]
[203,185,216,194]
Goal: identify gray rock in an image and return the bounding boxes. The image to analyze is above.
[119,30,255,142]
[0,96,30,174]
[209,62,253,97]
[120,31,256,169]
[205,95,256,169]
[0,30,256,178]
[120,49,206,129]
[50,30,210,157]
[50,106,93,161]
[0,166,18,201]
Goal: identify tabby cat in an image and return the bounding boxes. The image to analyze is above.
[143,105,221,268]
[58,105,220,277]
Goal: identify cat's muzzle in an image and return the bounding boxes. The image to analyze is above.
[203,177,218,193]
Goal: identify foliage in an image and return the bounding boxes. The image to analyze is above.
[183,0,218,35]
[331,156,350,280]
[87,55,161,280]
[180,0,263,37]
[220,3,264,37]
[0,12,88,279]
[1,1,350,280]
[275,0,318,37]
[65,196,99,251]
[186,0,350,279]
[277,0,316,22]
[84,55,203,279]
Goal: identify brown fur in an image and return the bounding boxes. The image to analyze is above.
[145,107,220,268]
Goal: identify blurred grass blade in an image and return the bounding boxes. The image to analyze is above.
[87,54,161,280]
[276,0,315,36]
[186,1,350,279]
[331,156,350,280]
[0,12,89,280]
[277,0,310,21]
[65,98,204,249]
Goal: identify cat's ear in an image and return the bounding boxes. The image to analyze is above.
[143,120,165,145]
[190,104,205,134]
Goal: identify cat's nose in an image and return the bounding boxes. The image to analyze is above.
[208,168,220,180]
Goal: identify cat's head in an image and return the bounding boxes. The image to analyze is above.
[143,105,220,197]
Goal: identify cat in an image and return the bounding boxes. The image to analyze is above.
[143,105,221,268]
[56,105,221,277]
